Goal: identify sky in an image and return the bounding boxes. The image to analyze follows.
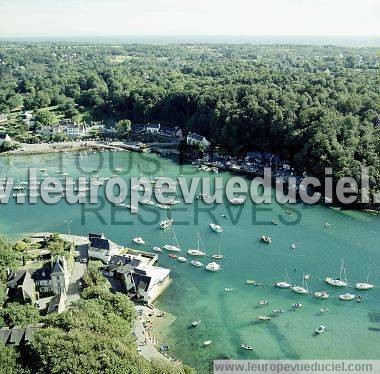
[0,0,378,38]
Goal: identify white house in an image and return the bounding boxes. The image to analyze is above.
[88,233,123,263]
[122,263,170,304]
[187,132,210,148]
[0,133,11,146]
[146,123,161,134]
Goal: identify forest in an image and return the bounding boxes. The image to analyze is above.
[0,42,379,205]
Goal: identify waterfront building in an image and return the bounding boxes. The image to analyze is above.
[187,132,210,148]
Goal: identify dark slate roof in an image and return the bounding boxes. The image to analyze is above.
[108,255,141,269]
[187,132,205,141]
[0,328,11,344]
[51,258,65,275]
[7,271,27,288]
[32,267,52,281]
[9,326,24,345]
[131,124,146,132]
[132,273,151,292]
[47,293,64,314]
[90,237,110,250]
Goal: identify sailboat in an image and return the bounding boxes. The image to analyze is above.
[188,233,206,256]
[355,264,374,290]
[163,227,181,252]
[205,262,221,272]
[325,258,348,287]
[292,274,309,294]
[314,291,329,299]
[211,243,224,259]
[275,272,292,289]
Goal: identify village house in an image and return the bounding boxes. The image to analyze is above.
[0,323,44,346]
[187,132,210,148]
[160,126,183,138]
[0,133,11,146]
[6,256,71,303]
[106,253,170,304]
[87,233,123,263]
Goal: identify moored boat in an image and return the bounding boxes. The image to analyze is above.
[241,344,254,350]
[325,258,348,287]
[191,260,204,267]
[315,325,326,334]
[258,235,272,244]
[339,293,355,301]
[160,218,173,230]
[314,291,329,299]
[177,256,187,262]
[192,320,201,327]
[153,246,162,252]
[205,262,221,272]
[209,223,223,233]
[132,237,145,245]
[257,315,271,321]
[203,340,213,346]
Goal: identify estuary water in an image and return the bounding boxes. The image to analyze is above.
[0,151,379,373]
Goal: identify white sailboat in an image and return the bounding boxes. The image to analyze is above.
[325,258,348,287]
[188,232,206,256]
[292,274,309,294]
[211,243,224,259]
[191,260,204,267]
[163,227,181,252]
[177,256,187,262]
[355,264,374,290]
[275,271,292,289]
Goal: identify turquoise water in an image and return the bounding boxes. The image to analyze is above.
[1,151,379,373]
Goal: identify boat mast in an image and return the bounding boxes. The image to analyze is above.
[367,263,372,283]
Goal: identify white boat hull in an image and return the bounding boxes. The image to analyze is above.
[325,277,347,287]
[292,286,309,294]
[355,283,374,290]
[275,282,292,289]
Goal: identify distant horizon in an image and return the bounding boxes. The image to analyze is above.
[1,34,379,47]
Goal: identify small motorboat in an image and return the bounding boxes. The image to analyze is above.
[314,291,329,299]
[257,315,271,321]
[191,260,204,267]
[291,243,297,250]
[211,254,224,259]
[153,246,163,252]
[258,235,272,244]
[169,254,178,259]
[272,221,278,225]
[132,237,145,245]
[224,288,234,292]
[319,308,330,313]
[325,222,331,228]
[272,309,284,314]
[177,256,187,262]
[203,340,213,346]
[209,223,223,233]
[156,203,171,210]
[246,280,257,285]
[205,262,221,272]
[221,214,229,219]
[160,219,173,229]
[339,293,355,301]
[314,325,326,334]
[192,320,201,327]
[258,300,268,306]
[356,296,363,303]
[241,344,254,351]
[292,303,303,309]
